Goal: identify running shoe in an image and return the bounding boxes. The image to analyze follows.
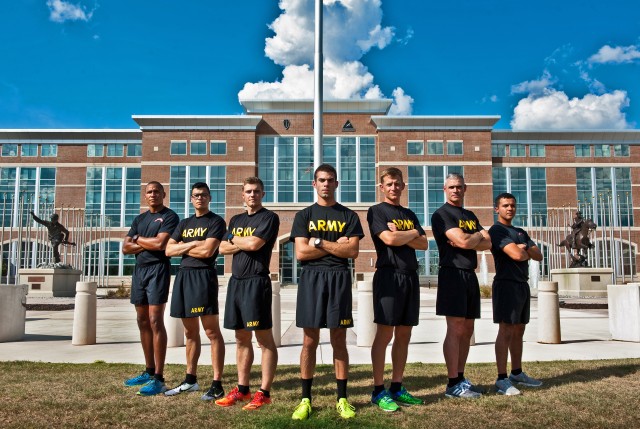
[201,382,224,401]
[336,398,356,419]
[242,391,271,410]
[444,380,482,399]
[164,381,200,396]
[371,389,399,412]
[124,371,152,387]
[391,386,424,405]
[215,386,251,407]
[462,378,487,394]
[291,398,312,420]
[495,378,521,396]
[509,372,543,387]
[136,379,167,396]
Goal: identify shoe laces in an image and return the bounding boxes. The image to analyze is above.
[249,391,265,404]
[295,399,311,412]
[337,398,355,412]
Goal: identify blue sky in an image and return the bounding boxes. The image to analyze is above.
[1,0,638,130]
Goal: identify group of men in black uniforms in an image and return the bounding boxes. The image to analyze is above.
[122,165,543,420]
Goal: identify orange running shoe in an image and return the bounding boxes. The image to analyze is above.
[242,391,272,410]
[214,386,251,407]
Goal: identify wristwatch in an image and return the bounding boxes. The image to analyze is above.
[132,234,139,243]
[227,232,235,244]
[314,238,322,248]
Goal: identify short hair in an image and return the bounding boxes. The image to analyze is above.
[494,192,516,208]
[243,176,264,191]
[380,167,403,184]
[51,213,59,221]
[146,181,164,192]
[445,172,465,183]
[191,182,210,194]
[314,164,337,180]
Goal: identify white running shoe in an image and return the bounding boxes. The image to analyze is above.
[164,381,200,396]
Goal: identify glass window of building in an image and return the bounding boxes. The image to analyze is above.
[614,144,629,157]
[0,167,56,227]
[415,240,439,275]
[576,167,633,226]
[21,144,37,157]
[85,167,141,228]
[2,144,17,157]
[427,140,444,155]
[447,141,463,155]
[127,144,142,157]
[41,144,58,157]
[258,136,375,203]
[190,140,207,155]
[492,167,548,226]
[509,144,525,157]
[169,165,226,274]
[575,144,591,157]
[170,141,187,155]
[87,144,104,157]
[407,141,424,155]
[594,144,611,157]
[529,144,545,157]
[491,144,506,157]
[210,141,227,155]
[106,144,124,157]
[407,165,464,225]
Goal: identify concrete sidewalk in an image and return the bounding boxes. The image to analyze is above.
[1,287,638,366]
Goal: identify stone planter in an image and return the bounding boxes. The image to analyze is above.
[0,284,28,342]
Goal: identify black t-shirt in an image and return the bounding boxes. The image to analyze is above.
[290,202,364,268]
[127,207,179,265]
[228,208,280,278]
[431,202,483,270]
[489,222,536,282]
[170,211,226,268]
[367,202,425,271]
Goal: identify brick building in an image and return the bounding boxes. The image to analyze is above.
[1,99,638,284]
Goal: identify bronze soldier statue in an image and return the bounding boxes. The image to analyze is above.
[30,211,76,263]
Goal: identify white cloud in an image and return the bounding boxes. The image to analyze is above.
[588,44,640,64]
[511,89,631,130]
[239,0,413,113]
[47,0,93,23]
[510,70,556,96]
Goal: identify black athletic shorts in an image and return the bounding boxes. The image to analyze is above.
[223,275,272,331]
[296,266,353,329]
[373,268,420,326]
[130,261,171,306]
[492,279,530,324]
[170,267,219,318]
[435,266,481,319]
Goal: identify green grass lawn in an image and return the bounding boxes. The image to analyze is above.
[1,359,638,429]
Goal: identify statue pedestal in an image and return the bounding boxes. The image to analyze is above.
[550,268,613,297]
[18,268,83,297]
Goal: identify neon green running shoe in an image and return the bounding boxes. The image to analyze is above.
[336,397,356,419]
[292,398,312,420]
[391,386,424,405]
[371,389,399,412]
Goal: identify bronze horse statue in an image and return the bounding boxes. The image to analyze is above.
[558,214,597,267]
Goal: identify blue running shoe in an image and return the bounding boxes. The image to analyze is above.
[137,379,167,396]
[124,371,152,387]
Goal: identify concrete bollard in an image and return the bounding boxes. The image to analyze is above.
[271,280,281,347]
[0,284,28,342]
[537,281,561,344]
[607,283,640,342]
[165,278,185,347]
[357,280,376,347]
[72,281,97,345]
[470,331,476,346]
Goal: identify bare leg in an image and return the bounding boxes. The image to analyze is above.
[300,328,320,379]
[202,315,225,381]
[255,329,278,391]
[135,305,155,369]
[508,324,526,371]
[148,304,167,375]
[235,329,253,386]
[182,317,201,376]
[330,328,349,380]
[495,323,515,375]
[457,319,475,374]
[371,324,394,386]
[390,325,412,383]
[443,317,474,378]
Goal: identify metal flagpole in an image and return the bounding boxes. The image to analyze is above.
[313,0,324,178]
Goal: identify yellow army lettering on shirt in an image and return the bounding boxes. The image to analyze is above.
[190,306,204,314]
[246,320,259,328]
[458,219,477,232]
[307,219,346,232]
[391,218,415,230]
[230,227,256,237]
[182,227,208,238]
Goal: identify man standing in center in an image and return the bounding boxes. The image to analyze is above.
[368,167,428,412]
[217,177,280,410]
[431,173,491,399]
[290,164,364,421]
[165,182,226,400]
